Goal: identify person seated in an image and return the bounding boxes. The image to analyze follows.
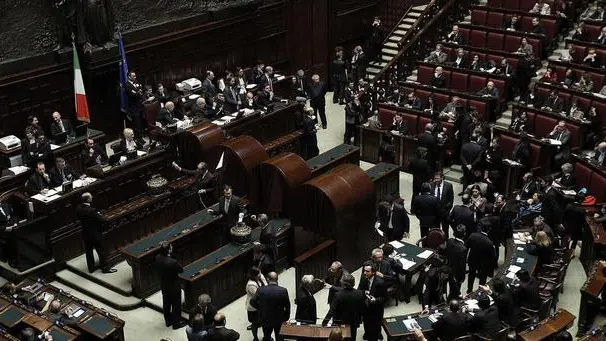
[512,269,541,310]
[391,115,408,135]
[530,1,550,15]
[480,59,497,74]
[572,22,588,42]
[541,90,564,112]
[207,93,226,118]
[539,66,558,83]
[421,264,450,310]
[424,44,448,65]
[404,91,422,110]
[387,88,405,106]
[520,82,543,107]
[480,278,519,328]
[50,111,74,142]
[573,73,594,92]
[468,295,500,339]
[554,162,575,188]
[431,300,470,341]
[24,115,43,137]
[445,25,466,44]
[154,83,170,104]
[510,111,532,133]
[583,49,602,68]
[451,48,469,68]
[469,54,483,71]
[186,313,208,341]
[559,44,576,62]
[496,58,514,77]
[594,141,606,167]
[256,84,280,109]
[439,97,461,122]
[580,5,598,20]
[431,67,446,88]
[566,98,584,118]
[516,192,543,221]
[21,131,49,168]
[241,92,258,110]
[119,128,143,153]
[561,68,576,88]
[477,81,499,100]
[503,15,520,31]
[597,26,606,44]
[25,162,52,195]
[142,85,156,104]
[49,157,82,187]
[81,138,108,167]
[517,37,534,56]
[592,5,606,20]
[188,294,217,330]
[46,300,78,327]
[156,101,179,127]
[190,98,208,118]
[527,230,553,269]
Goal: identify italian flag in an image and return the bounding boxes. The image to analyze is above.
[73,44,90,123]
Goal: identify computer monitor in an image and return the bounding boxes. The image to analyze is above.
[62,181,73,193]
[126,149,137,160]
[107,153,123,166]
[54,132,68,145]
[75,124,88,137]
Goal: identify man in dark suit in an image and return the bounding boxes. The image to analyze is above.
[375,195,409,241]
[418,123,438,166]
[49,157,81,187]
[50,111,74,142]
[469,295,501,338]
[174,161,216,206]
[460,139,483,189]
[445,225,467,298]
[431,67,447,88]
[541,90,564,113]
[156,241,185,329]
[445,25,466,44]
[202,71,218,106]
[206,313,240,341]
[466,222,496,293]
[292,70,308,99]
[156,101,178,127]
[432,300,470,341]
[546,120,571,169]
[412,182,440,238]
[369,248,397,287]
[432,172,454,238]
[76,193,116,274]
[512,269,541,311]
[325,261,350,305]
[502,15,520,31]
[25,162,52,195]
[295,275,317,324]
[358,261,386,341]
[125,72,145,143]
[408,148,432,198]
[188,294,217,330]
[351,46,367,85]
[211,185,246,229]
[258,66,275,92]
[223,77,241,114]
[449,194,477,238]
[307,74,329,129]
[251,272,290,341]
[344,96,363,145]
[322,273,366,341]
[81,138,108,167]
[482,278,518,328]
[519,172,538,201]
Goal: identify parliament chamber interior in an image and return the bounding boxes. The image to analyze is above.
[1,0,606,340]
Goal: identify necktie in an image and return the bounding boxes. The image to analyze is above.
[388,208,393,229]
[436,186,441,200]
[557,132,563,141]
[224,199,229,213]
[60,170,66,182]
[59,121,65,133]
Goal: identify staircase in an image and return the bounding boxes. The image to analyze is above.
[365,5,428,81]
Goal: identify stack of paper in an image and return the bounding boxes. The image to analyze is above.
[508,265,521,273]
[403,319,421,331]
[417,250,434,259]
[506,272,517,279]
[398,258,416,270]
[516,257,525,264]
[388,240,404,249]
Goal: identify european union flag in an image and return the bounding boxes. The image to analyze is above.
[117,30,129,113]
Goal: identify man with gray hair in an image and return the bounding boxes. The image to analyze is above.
[295,274,317,323]
[191,97,208,118]
[325,261,350,304]
[189,293,217,330]
[157,101,178,126]
[76,192,116,274]
[322,273,366,341]
[555,162,575,188]
[307,74,329,129]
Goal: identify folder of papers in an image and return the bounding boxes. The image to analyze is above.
[398,258,416,270]
[417,250,433,259]
[403,318,421,331]
[548,139,562,145]
[507,265,521,273]
[388,240,404,249]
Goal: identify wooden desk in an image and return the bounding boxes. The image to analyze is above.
[578,261,606,336]
[222,102,300,144]
[358,126,419,170]
[518,309,575,341]
[0,305,27,328]
[365,163,400,202]
[581,217,606,275]
[390,241,435,303]
[280,322,352,339]
[306,144,360,178]
[78,312,123,340]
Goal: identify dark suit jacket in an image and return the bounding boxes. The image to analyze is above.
[251,283,290,327]
[307,82,329,107]
[50,119,74,140]
[202,78,218,104]
[418,132,438,161]
[76,203,105,243]
[453,55,469,68]
[157,108,178,126]
[493,290,519,327]
[323,287,366,326]
[432,311,470,341]
[503,20,521,31]
[377,202,409,240]
[466,232,496,272]
[22,140,53,167]
[547,129,571,157]
[513,278,541,310]
[25,172,52,195]
[81,144,108,167]
[543,96,564,112]
[216,195,245,228]
[223,85,240,113]
[432,182,454,218]
[118,138,144,154]
[155,253,183,291]
[460,142,483,169]
[181,169,216,194]
[408,157,431,190]
[295,288,317,323]
[207,326,240,341]
[470,305,501,338]
[431,75,446,88]
[445,238,467,281]
[189,304,218,328]
[411,193,440,229]
[358,275,387,316]
[449,205,476,236]
[49,165,80,187]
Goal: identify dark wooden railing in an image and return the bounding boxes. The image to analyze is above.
[378,0,428,36]
[294,239,337,294]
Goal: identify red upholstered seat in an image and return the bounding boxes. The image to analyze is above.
[401,113,419,135]
[528,38,541,55]
[534,115,558,138]
[486,12,504,29]
[487,32,504,51]
[443,121,456,141]
[417,116,432,134]
[498,134,518,157]
[586,24,602,41]
[418,66,434,86]
[379,108,397,128]
[575,96,591,111]
[487,0,503,8]
[442,71,452,88]
[472,10,487,26]
[588,72,604,91]
[519,0,535,11]
[504,36,521,53]
[442,47,453,58]
[526,112,536,129]
[434,93,450,109]
[520,17,533,32]
[508,57,519,70]
[417,89,431,103]
[458,98,469,108]
[559,92,571,107]
[529,143,541,167]
[573,45,587,62]
[459,28,470,41]
[451,72,469,92]
[589,174,606,202]
[566,123,580,148]
[574,163,593,191]
[553,65,567,80]
[475,53,487,62]
[471,30,487,48]
[469,100,488,121]
[593,101,606,126]
[537,87,550,101]
[469,75,487,93]
[542,19,557,38]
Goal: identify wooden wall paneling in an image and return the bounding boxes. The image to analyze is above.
[289,0,314,74]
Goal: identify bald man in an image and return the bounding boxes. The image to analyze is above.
[157,101,178,126]
[325,261,350,304]
[547,121,571,170]
[207,313,240,341]
[251,272,290,341]
[50,111,74,142]
[76,192,116,274]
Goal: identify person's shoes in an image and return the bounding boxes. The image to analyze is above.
[253,338,259,341]
[102,268,117,274]
[362,334,367,340]
[322,124,327,129]
[165,321,172,327]
[172,321,187,329]
[247,325,252,330]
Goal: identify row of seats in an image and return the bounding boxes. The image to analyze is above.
[417,64,508,100]
[441,46,522,70]
[398,83,491,121]
[536,84,606,117]
[582,20,606,41]
[511,105,582,148]
[487,0,557,12]
[471,8,558,38]
[575,159,606,202]
[543,62,605,92]
[456,25,543,55]
[563,40,606,65]
[377,105,448,136]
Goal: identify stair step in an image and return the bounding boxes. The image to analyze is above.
[411,69,417,75]
[394,30,408,36]
[402,18,417,24]
[408,12,421,18]
[406,75,418,81]
[399,24,412,30]
[389,36,401,43]
[382,48,398,55]
[496,117,511,126]
[55,270,141,310]
[381,55,393,62]
[366,67,382,74]
[502,110,512,119]
[444,168,463,183]
[412,5,427,11]
[369,61,388,68]
[385,42,399,49]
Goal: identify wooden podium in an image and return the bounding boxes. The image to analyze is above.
[280,322,351,340]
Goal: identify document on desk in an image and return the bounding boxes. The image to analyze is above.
[212,120,225,126]
[514,239,525,245]
[32,193,61,202]
[398,258,416,270]
[137,150,147,157]
[8,165,29,175]
[506,272,516,279]
[562,189,577,196]
[508,265,521,273]
[516,257,525,264]
[417,250,433,259]
[50,144,60,150]
[402,318,421,331]
[548,139,562,145]
[389,240,405,249]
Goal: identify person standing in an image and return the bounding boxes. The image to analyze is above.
[295,275,317,324]
[375,195,409,241]
[76,193,116,274]
[432,172,454,239]
[156,241,185,329]
[125,71,146,144]
[408,147,432,199]
[344,96,362,145]
[206,313,240,341]
[322,273,366,341]
[332,47,348,104]
[173,161,217,206]
[300,108,320,160]
[245,267,267,341]
[325,261,350,305]
[358,261,386,341]
[307,74,329,129]
[251,272,290,341]
[411,183,440,238]
[351,46,368,85]
[367,17,385,62]
[444,225,467,299]
[465,222,496,294]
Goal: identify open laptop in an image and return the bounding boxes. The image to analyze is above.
[54,131,68,145]
[107,152,123,166]
[75,124,88,137]
[62,181,73,193]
